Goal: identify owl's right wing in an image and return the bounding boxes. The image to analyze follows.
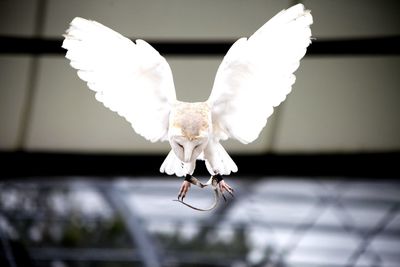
[62,17,176,142]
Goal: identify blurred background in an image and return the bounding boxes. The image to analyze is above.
[0,0,399,266]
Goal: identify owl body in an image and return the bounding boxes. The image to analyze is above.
[163,100,237,177]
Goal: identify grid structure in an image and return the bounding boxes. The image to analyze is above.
[0,177,399,267]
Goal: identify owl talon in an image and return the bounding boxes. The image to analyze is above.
[178,180,191,201]
[219,180,235,198]
[221,191,227,202]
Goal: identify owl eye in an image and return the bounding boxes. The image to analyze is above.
[177,143,184,149]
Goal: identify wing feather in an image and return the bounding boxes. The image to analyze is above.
[62,17,176,142]
[208,4,313,144]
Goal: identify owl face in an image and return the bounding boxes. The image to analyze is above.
[170,131,209,163]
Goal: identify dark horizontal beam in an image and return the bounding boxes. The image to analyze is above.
[0,151,399,178]
[0,36,399,56]
[308,36,400,56]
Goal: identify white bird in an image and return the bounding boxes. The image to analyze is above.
[62,3,313,206]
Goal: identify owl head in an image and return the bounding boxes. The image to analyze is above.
[168,102,212,163]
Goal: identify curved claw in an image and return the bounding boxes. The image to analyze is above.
[177,180,191,201]
[219,180,235,198]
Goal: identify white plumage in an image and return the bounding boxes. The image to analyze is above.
[208,5,312,144]
[62,4,312,188]
[63,18,176,143]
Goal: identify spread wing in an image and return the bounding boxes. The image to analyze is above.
[207,4,313,144]
[62,17,176,142]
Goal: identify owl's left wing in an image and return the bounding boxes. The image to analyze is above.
[62,17,176,142]
[207,4,312,144]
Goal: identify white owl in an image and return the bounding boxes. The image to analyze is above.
[62,4,313,205]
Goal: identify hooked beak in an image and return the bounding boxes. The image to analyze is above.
[183,145,193,163]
